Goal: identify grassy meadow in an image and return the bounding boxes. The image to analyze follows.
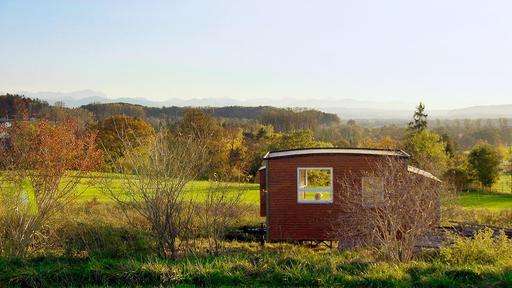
[74,172,511,203]
[71,173,260,204]
[3,238,512,287]
[456,191,512,211]
[453,174,512,211]
[2,173,512,287]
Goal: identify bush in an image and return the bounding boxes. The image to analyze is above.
[443,167,472,191]
[440,228,512,265]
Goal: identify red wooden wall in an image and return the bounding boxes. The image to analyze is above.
[264,154,408,241]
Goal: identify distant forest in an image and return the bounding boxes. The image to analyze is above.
[2,94,510,150]
[0,95,512,183]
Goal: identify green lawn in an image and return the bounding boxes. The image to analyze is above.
[454,174,512,211]
[456,191,512,210]
[71,174,260,204]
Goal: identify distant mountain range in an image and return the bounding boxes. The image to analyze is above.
[323,106,512,120]
[19,90,512,120]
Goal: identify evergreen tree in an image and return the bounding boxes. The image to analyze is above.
[408,102,428,132]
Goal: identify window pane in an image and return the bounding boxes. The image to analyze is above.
[300,190,333,201]
[362,177,384,206]
[299,169,307,188]
[304,169,331,188]
[297,168,333,203]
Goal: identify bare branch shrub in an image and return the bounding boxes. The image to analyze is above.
[199,177,247,254]
[102,128,209,259]
[335,157,442,261]
[0,119,100,257]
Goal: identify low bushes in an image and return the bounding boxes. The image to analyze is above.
[440,228,512,265]
[3,197,512,286]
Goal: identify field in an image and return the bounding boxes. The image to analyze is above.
[2,173,512,287]
[72,174,260,204]
[455,174,512,210]
[456,191,512,210]
[3,240,512,287]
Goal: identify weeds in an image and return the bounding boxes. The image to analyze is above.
[440,228,512,265]
[1,196,512,286]
[2,241,512,287]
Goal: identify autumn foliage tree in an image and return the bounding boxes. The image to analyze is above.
[0,94,48,119]
[175,109,249,180]
[359,136,401,149]
[0,119,101,257]
[268,130,333,151]
[403,130,449,175]
[95,115,155,167]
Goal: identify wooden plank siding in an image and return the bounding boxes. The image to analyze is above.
[265,154,408,241]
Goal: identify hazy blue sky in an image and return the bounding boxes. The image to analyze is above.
[1,0,512,109]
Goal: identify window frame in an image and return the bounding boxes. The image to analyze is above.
[361,176,385,207]
[296,167,334,204]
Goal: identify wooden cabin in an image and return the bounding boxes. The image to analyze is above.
[258,148,440,242]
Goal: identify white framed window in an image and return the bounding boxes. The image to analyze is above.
[297,167,333,204]
[361,176,384,207]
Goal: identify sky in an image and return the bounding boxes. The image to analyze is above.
[1,0,512,109]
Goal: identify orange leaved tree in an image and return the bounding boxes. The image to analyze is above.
[0,119,101,257]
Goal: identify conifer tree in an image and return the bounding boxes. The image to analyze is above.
[408,102,428,132]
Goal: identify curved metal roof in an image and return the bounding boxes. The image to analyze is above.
[263,148,410,159]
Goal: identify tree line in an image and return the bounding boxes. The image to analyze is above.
[1,94,510,187]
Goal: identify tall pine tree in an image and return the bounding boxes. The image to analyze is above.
[408,102,428,132]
